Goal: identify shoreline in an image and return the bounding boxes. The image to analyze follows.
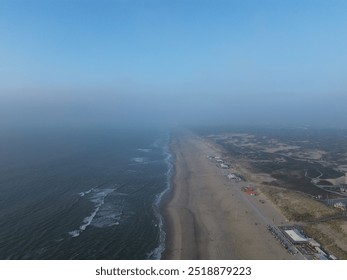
[162,132,198,259]
[163,130,296,259]
[149,133,176,260]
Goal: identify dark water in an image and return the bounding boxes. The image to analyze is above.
[0,127,172,259]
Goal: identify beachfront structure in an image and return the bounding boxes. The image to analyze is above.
[220,163,229,169]
[227,173,242,182]
[227,174,238,180]
[309,240,321,247]
[315,247,328,257]
[241,186,256,196]
[283,229,308,243]
[228,174,236,179]
[278,226,337,259]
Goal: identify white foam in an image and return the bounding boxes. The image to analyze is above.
[69,230,80,238]
[147,133,173,259]
[69,187,117,238]
[78,187,95,197]
[91,200,124,228]
[137,148,151,152]
[132,157,145,163]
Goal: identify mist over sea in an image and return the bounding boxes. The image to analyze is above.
[0,126,172,259]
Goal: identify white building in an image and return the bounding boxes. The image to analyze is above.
[284,229,308,243]
[333,202,346,210]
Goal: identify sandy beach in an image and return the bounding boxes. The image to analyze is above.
[163,131,295,260]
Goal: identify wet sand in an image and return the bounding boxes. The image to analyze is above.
[163,131,295,259]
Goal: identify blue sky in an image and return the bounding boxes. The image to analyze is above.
[1,0,347,127]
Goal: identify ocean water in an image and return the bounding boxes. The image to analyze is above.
[0,127,172,259]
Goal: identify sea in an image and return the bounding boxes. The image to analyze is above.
[0,126,173,259]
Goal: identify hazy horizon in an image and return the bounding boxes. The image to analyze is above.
[1,0,347,129]
[2,0,347,265]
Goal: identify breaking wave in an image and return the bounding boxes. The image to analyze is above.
[147,133,173,259]
[69,186,125,237]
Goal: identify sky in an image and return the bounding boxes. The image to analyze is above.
[1,0,347,128]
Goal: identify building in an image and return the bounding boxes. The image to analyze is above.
[333,202,346,210]
[283,229,308,244]
[309,240,321,247]
[220,163,229,169]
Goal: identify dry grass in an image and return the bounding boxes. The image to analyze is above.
[340,221,347,234]
[261,185,347,259]
[303,224,347,260]
[260,186,339,222]
[328,220,347,237]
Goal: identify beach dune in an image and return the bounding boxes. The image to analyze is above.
[163,131,295,260]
